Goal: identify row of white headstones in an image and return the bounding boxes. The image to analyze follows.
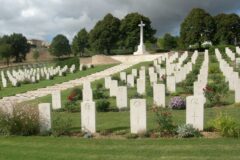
[6,48,240,135]
[188,50,209,131]
[35,50,211,134]
[226,46,240,68]
[1,64,77,88]
[216,48,240,103]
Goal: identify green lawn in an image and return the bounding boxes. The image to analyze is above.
[1,53,240,159]
[0,136,240,160]
[27,56,240,133]
[0,64,115,98]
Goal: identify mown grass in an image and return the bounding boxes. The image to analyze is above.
[0,136,240,160]
[27,55,239,133]
[0,64,115,98]
[1,53,240,159]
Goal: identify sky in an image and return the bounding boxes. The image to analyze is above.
[0,0,239,42]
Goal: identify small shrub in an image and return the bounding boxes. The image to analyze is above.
[112,75,120,81]
[204,80,228,107]
[96,100,110,112]
[99,129,112,136]
[0,105,39,136]
[169,97,186,110]
[64,101,80,112]
[209,63,219,74]
[0,110,11,135]
[55,57,79,69]
[125,133,138,139]
[68,88,82,101]
[146,86,153,97]
[118,80,125,86]
[177,124,201,138]
[96,83,104,90]
[83,132,93,138]
[212,113,240,138]
[138,131,150,138]
[93,89,108,99]
[115,130,128,135]
[52,114,73,137]
[132,93,144,99]
[82,65,87,71]
[154,108,176,136]
[60,71,66,77]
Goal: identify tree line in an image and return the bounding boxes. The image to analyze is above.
[159,8,240,50]
[0,33,30,65]
[49,12,156,58]
[1,9,239,64]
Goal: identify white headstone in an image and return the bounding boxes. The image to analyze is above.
[186,95,205,131]
[167,75,176,93]
[116,86,128,109]
[83,87,93,102]
[153,83,165,107]
[127,74,134,87]
[132,69,138,77]
[51,90,61,110]
[104,76,111,89]
[149,73,157,85]
[139,69,146,80]
[110,80,118,97]
[236,58,240,68]
[130,99,146,134]
[38,103,51,133]
[235,79,240,103]
[81,101,96,133]
[137,78,145,95]
[120,72,127,82]
[194,81,204,96]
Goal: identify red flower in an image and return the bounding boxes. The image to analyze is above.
[67,92,77,101]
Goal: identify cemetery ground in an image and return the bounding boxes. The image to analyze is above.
[27,56,239,135]
[0,137,240,160]
[0,64,115,98]
[1,48,240,159]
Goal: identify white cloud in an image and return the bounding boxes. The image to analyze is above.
[0,0,239,42]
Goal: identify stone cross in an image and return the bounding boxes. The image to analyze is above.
[139,21,145,46]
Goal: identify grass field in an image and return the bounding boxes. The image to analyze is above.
[0,64,115,98]
[2,52,240,160]
[27,54,240,133]
[0,136,240,160]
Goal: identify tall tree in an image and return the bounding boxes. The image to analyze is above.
[72,28,89,56]
[180,8,215,48]
[214,13,240,45]
[120,12,156,51]
[89,13,120,54]
[162,33,177,50]
[49,34,71,58]
[0,33,30,62]
[0,43,12,66]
